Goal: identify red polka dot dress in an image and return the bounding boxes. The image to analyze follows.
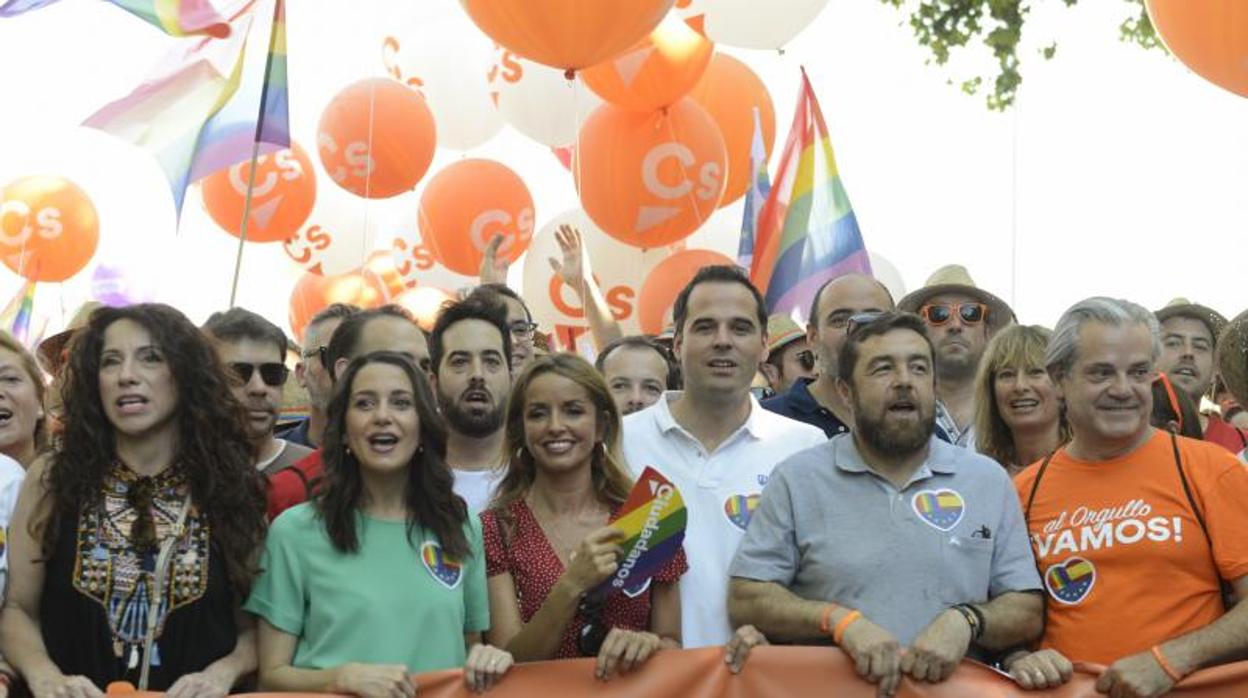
[481,499,688,658]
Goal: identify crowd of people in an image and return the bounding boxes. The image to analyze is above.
[0,231,1244,698]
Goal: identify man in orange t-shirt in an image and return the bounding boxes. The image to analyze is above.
[1007,298,1248,698]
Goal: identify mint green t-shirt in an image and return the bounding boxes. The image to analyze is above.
[244,503,489,673]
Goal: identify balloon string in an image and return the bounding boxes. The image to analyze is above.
[362,34,378,274]
[572,73,588,353]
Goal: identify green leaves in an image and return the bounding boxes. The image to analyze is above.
[883,0,1161,110]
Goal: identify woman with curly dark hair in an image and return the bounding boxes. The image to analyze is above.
[0,304,267,698]
[245,352,512,696]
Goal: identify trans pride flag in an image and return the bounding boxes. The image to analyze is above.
[0,0,231,37]
[82,0,288,217]
[749,70,871,317]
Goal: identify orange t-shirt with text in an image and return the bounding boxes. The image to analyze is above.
[1014,429,1248,665]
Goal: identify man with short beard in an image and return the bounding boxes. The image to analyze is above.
[899,265,1015,447]
[429,295,513,511]
[203,308,312,475]
[729,312,1042,697]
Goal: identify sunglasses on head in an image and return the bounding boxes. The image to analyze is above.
[845,311,885,337]
[919,302,988,327]
[228,362,289,387]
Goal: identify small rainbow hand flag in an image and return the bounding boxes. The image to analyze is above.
[594,467,687,599]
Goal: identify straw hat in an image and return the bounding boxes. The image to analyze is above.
[36,301,104,375]
[1154,298,1228,346]
[766,314,806,353]
[897,264,1015,331]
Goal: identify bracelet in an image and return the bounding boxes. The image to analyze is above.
[1151,645,1184,683]
[819,604,841,636]
[833,610,862,646]
[951,604,985,643]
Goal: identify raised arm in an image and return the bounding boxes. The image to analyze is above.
[548,225,622,350]
[485,527,624,662]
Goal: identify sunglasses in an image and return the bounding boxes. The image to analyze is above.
[845,311,885,336]
[576,595,609,657]
[919,302,988,327]
[228,362,289,387]
[301,345,328,367]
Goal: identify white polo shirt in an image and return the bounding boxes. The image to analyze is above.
[623,392,826,647]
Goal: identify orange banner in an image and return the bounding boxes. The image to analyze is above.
[209,647,1248,698]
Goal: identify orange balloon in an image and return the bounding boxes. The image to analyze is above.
[637,248,735,335]
[581,15,714,111]
[317,78,437,199]
[1147,0,1248,98]
[392,286,456,333]
[689,54,775,206]
[574,98,726,249]
[0,175,99,282]
[462,0,676,71]
[288,270,388,345]
[202,141,317,242]
[419,159,535,276]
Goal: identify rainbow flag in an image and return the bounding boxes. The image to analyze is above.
[737,107,771,271]
[83,0,289,217]
[1,0,232,36]
[593,466,687,599]
[749,70,871,317]
[9,280,34,345]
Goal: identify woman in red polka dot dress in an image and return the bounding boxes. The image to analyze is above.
[481,355,686,678]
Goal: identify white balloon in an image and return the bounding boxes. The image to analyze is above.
[868,251,908,303]
[283,183,378,277]
[382,18,503,151]
[521,209,666,343]
[678,0,830,50]
[387,222,476,294]
[488,49,602,147]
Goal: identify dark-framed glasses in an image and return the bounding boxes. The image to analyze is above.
[508,320,539,339]
[301,345,329,367]
[228,362,289,387]
[845,311,885,336]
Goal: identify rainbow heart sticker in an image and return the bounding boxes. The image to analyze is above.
[723,494,760,531]
[911,489,965,531]
[421,541,463,590]
[1044,557,1096,605]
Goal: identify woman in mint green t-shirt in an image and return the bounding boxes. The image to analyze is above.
[246,352,513,695]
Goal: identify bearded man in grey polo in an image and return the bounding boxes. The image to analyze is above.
[728,312,1043,697]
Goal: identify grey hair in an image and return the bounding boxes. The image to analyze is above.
[1045,297,1161,380]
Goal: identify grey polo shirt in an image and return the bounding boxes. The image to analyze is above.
[729,433,1041,645]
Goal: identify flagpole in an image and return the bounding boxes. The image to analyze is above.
[228,0,283,309]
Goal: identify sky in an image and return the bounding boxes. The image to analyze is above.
[0,0,1245,342]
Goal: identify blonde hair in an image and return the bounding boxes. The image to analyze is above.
[0,331,47,456]
[974,325,1069,468]
[488,353,634,532]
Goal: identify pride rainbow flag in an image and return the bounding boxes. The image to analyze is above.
[9,280,34,345]
[749,69,871,317]
[594,467,687,599]
[0,0,233,36]
[83,0,289,217]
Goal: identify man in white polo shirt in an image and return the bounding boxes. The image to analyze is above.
[623,266,826,648]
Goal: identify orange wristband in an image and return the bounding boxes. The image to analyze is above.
[819,604,841,636]
[833,610,862,645]
[1151,646,1184,683]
